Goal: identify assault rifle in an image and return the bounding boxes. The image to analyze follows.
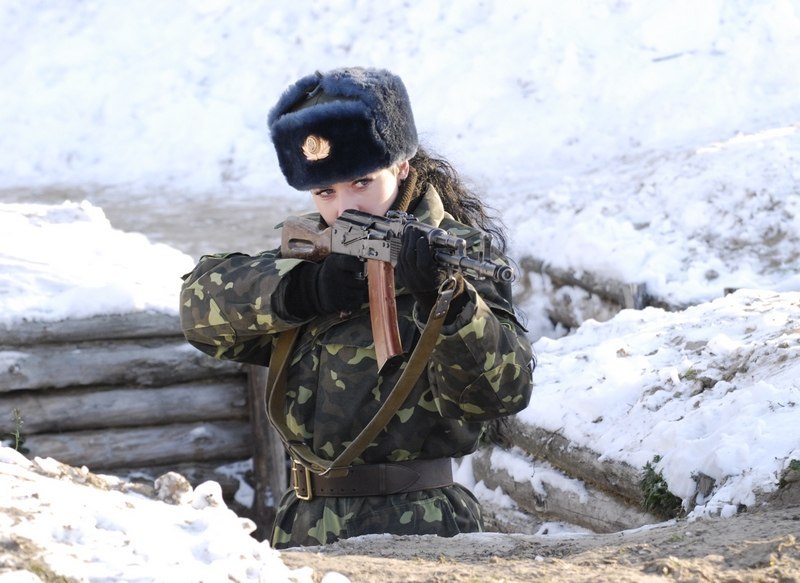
[281,209,514,368]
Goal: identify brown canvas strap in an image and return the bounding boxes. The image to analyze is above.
[266,277,458,479]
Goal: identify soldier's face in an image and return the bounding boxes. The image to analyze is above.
[311,161,410,226]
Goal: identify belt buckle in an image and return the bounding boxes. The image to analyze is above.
[291,460,314,501]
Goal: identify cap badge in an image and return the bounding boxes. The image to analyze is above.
[302,134,331,161]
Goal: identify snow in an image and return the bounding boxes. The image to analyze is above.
[517,290,800,511]
[0,201,193,324]
[0,448,314,582]
[1,0,799,580]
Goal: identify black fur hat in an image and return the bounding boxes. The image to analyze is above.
[268,67,419,190]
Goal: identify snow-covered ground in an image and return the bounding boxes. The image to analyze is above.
[1,1,799,581]
[0,448,314,581]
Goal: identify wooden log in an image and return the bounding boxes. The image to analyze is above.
[0,339,243,393]
[472,447,659,533]
[517,254,694,313]
[247,365,288,541]
[499,417,645,505]
[0,312,182,346]
[518,256,650,309]
[0,380,248,434]
[21,420,252,469]
[479,499,545,535]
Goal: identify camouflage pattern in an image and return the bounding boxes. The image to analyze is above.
[180,186,534,549]
[271,483,483,548]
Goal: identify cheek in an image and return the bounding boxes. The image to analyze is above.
[312,197,337,226]
[320,210,338,226]
[366,179,399,213]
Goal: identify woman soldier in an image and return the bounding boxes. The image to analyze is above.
[180,67,534,549]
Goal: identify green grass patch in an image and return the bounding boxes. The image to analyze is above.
[640,455,683,519]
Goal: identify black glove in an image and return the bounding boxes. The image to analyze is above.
[283,254,368,319]
[395,224,448,316]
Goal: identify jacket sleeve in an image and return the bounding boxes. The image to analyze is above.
[422,272,535,422]
[179,248,308,366]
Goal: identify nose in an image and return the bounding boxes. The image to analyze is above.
[335,191,361,219]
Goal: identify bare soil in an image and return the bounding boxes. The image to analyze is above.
[281,488,800,583]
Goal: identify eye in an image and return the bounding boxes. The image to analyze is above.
[313,188,335,200]
[353,177,373,188]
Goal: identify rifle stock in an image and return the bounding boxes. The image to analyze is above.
[281,216,332,263]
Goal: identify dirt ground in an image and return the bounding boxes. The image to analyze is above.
[281,488,800,583]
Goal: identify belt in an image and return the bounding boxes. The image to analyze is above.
[290,458,454,501]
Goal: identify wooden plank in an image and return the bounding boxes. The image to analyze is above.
[0,380,248,434]
[21,420,252,469]
[0,312,182,346]
[247,365,288,540]
[472,447,659,533]
[499,417,645,505]
[0,339,243,392]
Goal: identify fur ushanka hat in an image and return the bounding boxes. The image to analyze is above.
[267,67,419,190]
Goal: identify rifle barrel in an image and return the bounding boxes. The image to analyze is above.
[433,251,514,282]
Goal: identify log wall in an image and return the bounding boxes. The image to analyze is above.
[0,312,284,524]
[476,254,689,533]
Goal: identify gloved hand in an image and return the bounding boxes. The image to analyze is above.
[395,224,447,316]
[284,254,368,319]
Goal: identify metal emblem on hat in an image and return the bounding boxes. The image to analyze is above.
[302,134,331,161]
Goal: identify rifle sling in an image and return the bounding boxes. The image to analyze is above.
[266,280,456,479]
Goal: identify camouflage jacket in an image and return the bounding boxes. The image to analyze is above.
[180,187,534,465]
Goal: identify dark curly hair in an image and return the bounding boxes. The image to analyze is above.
[410,146,508,253]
